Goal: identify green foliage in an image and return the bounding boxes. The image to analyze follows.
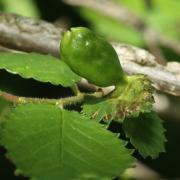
[79,0,180,45]
[82,75,154,122]
[123,112,166,159]
[0,104,134,180]
[0,97,13,143]
[121,0,180,40]
[79,7,144,46]
[0,0,40,18]
[0,52,80,87]
[82,97,117,123]
[82,74,167,159]
[147,1,180,39]
[0,97,12,120]
[118,0,147,17]
[0,27,167,179]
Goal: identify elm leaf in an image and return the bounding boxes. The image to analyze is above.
[0,52,80,87]
[123,112,166,159]
[0,104,134,180]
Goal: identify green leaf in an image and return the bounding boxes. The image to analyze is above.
[0,96,13,143]
[80,0,180,46]
[121,0,180,40]
[82,98,117,123]
[0,97,13,121]
[149,0,180,39]
[120,0,147,17]
[123,112,166,159]
[113,75,154,121]
[82,75,154,123]
[0,52,81,87]
[0,104,134,180]
[1,0,40,18]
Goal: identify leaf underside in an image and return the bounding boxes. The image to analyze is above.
[0,52,80,87]
[0,104,134,180]
[123,112,166,159]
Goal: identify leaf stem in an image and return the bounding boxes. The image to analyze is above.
[0,90,104,107]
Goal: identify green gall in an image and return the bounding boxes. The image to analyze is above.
[60,27,126,87]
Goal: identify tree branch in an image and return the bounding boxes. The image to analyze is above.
[0,13,180,96]
[113,43,180,96]
[0,13,63,57]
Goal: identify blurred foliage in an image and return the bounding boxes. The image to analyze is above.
[79,7,145,46]
[0,0,179,46]
[0,0,40,18]
[121,0,180,40]
[79,0,180,47]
